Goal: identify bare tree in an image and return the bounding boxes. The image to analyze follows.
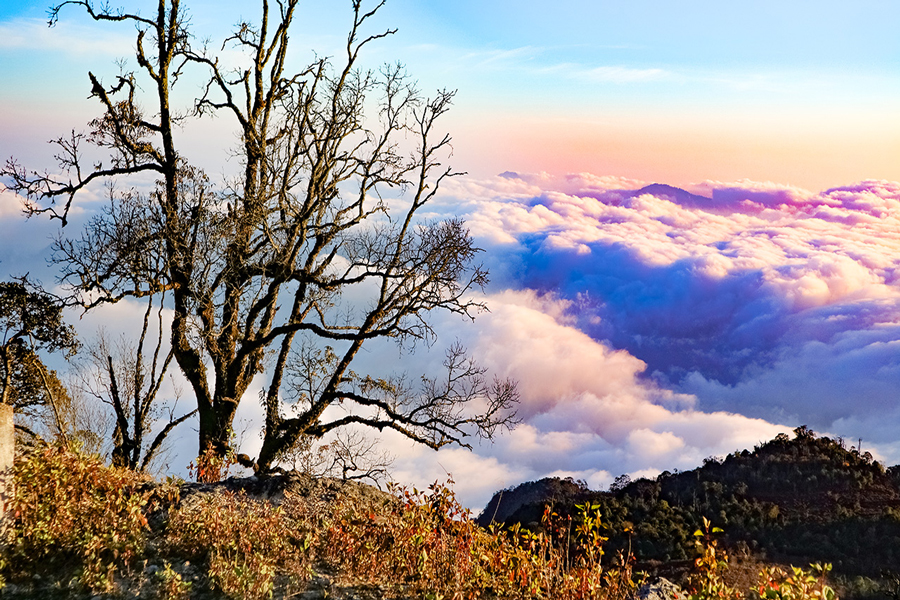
[78,292,195,471]
[2,0,518,473]
[40,374,112,456]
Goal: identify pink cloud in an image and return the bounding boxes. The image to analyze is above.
[383,289,787,507]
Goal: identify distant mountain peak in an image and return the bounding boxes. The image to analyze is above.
[632,183,712,207]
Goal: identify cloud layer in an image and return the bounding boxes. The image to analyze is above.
[3,174,899,509]
[368,289,784,508]
[423,175,900,469]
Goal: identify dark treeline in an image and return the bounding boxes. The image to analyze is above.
[481,427,900,585]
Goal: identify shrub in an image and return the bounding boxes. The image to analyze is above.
[166,490,309,599]
[753,563,836,600]
[8,444,153,592]
[157,561,192,600]
[322,480,638,600]
[188,444,237,483]
[688,517,742,600]
[322,480,486,594]
[688,517,838,600]
[4,449,845,600]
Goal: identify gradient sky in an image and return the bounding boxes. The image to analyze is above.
[1,0,899,508]
[1,0,898,189]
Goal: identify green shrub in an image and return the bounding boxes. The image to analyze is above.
[687,518,838,600]
[753,564,836,600]
[688,517,742,600]
[157,561,192,600]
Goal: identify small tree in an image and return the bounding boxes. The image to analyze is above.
[281,429,393,486]
[78,292,195,471]
[0,280,79,440]
[3,0,518,472]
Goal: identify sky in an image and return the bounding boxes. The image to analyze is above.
[0,0,898,509]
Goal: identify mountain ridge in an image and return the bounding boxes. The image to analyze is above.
[477,427,900,595]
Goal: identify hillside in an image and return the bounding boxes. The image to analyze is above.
[479,427,900,589]
[4,430,896,599]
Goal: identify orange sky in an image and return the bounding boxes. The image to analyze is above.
[446,107,900,192]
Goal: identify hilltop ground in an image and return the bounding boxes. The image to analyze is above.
[1,428,889,599]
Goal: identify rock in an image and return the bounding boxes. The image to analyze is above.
[176,470,394,511]
[634,577,688,600]
[308,574,332,589]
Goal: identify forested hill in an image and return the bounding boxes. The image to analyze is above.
[478,428,900,581]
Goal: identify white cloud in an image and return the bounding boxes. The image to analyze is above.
[378,289,786,508]
[0,17,135,56]
[424,174,900,499]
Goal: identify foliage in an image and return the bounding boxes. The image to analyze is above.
[0,281,78,362]
[156,561,192,600]
[489,431,900,581]
[188,443,238,484]
[688,517,742,600]
[753,564,836,600]
[0,280,79,439]
[166,490,309,599]
[323,480,487,595]
[323,479,637,600]
[3,443,852,600]
[687,519,837,600]
[7,444,153,592]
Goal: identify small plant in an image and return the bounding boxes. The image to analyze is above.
[157,562,192,600]
[754,563,836,600]
[188,444,237,483]
[688,517,741,600]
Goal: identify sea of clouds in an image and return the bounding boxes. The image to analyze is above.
[2,174,899,509]
[380,173,900,507]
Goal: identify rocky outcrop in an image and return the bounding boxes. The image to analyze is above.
[178,470,394,509]
[634,578,688,600]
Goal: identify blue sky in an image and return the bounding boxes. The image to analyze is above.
[1,0,898,187]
